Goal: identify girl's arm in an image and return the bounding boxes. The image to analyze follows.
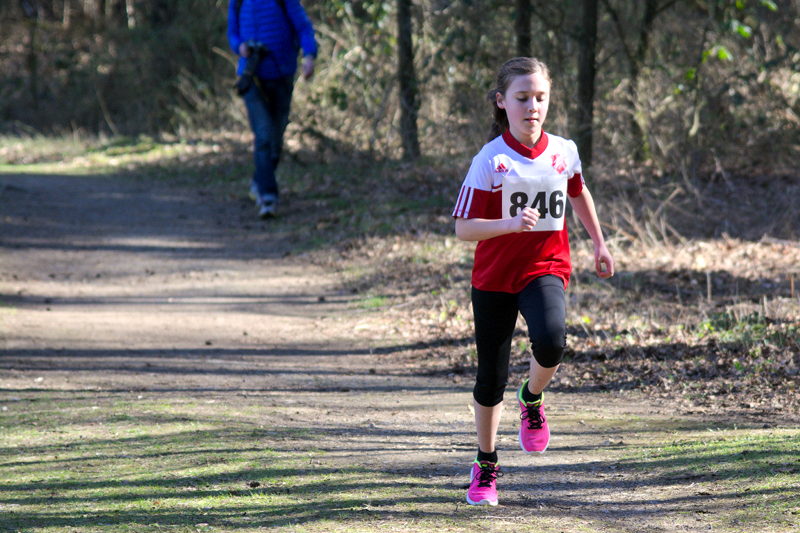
[455,207,540,242]
[568,187,615,278]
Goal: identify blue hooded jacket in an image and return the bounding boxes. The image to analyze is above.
[227,0,318,80]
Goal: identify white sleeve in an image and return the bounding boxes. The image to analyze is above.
[567,139,582,177]
[452,153,494,218]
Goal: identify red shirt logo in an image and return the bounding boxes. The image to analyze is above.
[551,154,567,174]
[495,163,508,173]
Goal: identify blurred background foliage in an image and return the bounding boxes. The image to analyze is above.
[1,0,798,178]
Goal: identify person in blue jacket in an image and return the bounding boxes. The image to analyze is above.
[227,0,318,218]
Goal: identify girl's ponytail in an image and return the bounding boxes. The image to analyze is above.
[487,88,508,141]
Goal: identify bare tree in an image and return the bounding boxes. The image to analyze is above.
[110,0,128,27]
[149,0,175,27]
[601,0,675,159]
[576,0,598,167]
[516,0,531,57]
[397,0,420,159]
[20,0,39,110]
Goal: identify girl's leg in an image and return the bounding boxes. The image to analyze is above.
[467,287,517,506]
[517,275,567,391]
[471,287,518,453]
[528,358,560,395]
[474,401,503,454]
[516,276,566,454]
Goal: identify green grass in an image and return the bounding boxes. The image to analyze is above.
[697,310,799,353]
[0,393,463,533]
[0,135,249,186]
[357,295,389,309]
[0,134,93,166]
[2,391,799,532]
[626,428,800,529]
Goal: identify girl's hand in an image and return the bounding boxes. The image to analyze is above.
[511,207,540,232]
[594,244,615,278]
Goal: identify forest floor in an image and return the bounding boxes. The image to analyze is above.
[0,137,798,532]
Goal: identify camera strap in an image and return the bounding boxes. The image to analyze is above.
[234,0,297,99]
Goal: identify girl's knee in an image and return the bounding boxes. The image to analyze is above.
[473,378,507,407]
[530,334,565,368]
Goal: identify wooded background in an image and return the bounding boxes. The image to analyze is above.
[1,0,798,176]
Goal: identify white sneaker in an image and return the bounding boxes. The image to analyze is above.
[258,198,277,219]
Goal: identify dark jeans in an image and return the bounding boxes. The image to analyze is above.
[471,275,567,407]
[242,75,294,200]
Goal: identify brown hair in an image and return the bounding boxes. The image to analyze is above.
[487,57,552,141]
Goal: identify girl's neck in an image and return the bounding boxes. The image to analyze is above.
[502,129,549,159]
[511,128,543,148]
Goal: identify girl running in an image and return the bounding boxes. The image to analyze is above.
[452,57,615,506]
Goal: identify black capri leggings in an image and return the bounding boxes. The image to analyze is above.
[471,275,566,407]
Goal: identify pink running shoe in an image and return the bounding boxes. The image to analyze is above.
[466,460,501,506]
[518,381,550,453]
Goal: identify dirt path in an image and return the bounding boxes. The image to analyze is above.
[0,172,371,387]
[1,172,794,532]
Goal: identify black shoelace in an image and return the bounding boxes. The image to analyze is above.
[521,403,544,430]
[475,463,502,487]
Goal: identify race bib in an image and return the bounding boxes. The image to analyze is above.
[501,172,566,232]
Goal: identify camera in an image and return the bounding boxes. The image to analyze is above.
[235,40,269,95]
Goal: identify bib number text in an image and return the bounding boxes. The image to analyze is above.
[509,190,564,220]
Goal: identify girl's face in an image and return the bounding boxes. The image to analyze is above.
[496,72,550,147]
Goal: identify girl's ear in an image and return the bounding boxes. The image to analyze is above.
[495,90,506,110]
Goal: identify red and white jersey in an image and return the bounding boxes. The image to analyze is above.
[452,130,585,293]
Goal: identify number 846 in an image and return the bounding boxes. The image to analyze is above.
[509,190,564,218]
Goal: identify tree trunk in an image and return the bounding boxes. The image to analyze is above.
[576,0,597,168]
[96,0,106,26]
[628,0,659,160]
[20,0,39,110]
[149,0,175,27]
[516,0,531,57]
[397,0,420,160]
[63,0,71,28]
[110,0,127,27]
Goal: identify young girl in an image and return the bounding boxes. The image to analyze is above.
[452,57,615,506]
